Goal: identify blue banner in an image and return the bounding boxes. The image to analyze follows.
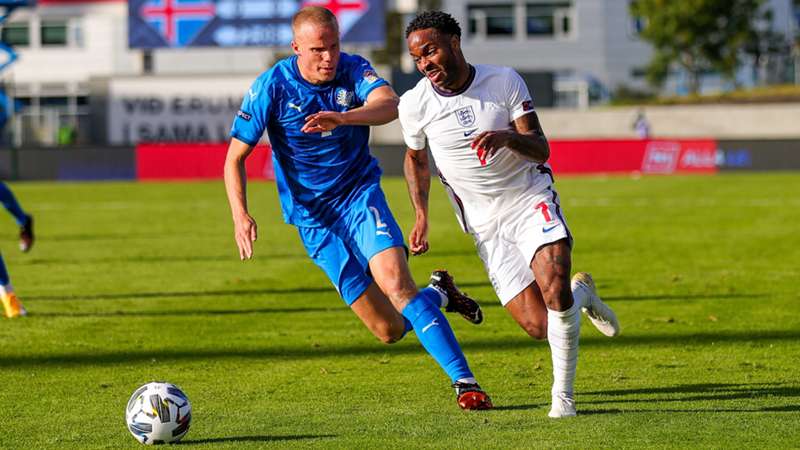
[128,0,385,48]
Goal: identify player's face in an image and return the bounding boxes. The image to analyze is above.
[292,22,341,84]
[407,28,463,90]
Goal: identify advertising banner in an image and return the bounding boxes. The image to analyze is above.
[128,0,385,48]
[548,139,718,175]
[136,142,273,180]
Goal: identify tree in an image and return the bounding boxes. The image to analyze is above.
[630,0,765,94]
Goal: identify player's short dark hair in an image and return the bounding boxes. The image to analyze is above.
[405,11,461,39]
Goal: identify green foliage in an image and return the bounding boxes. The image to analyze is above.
[1,175,799,448]
[630,0,765,93]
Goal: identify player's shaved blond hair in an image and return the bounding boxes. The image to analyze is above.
[292,6,339,34]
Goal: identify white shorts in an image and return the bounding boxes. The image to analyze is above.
[472,186,572,305]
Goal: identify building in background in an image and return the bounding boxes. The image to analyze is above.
[0,0,797,147]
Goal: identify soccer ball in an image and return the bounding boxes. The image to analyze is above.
[125,382,192,445]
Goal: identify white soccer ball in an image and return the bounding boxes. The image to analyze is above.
[125,382,192,445]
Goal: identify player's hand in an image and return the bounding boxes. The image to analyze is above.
[233,212,258,260]
[471,130,514,165]
[301,111,345,134]
[409,217,429,256]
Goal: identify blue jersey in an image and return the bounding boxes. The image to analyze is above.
[230,53,389,228]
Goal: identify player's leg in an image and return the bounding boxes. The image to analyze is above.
[356,185,490,409]
[349,282,407,344]
[504,281,548,340]
[531,238,580,418]
[0,253,26,318]
[0,181,34,252]
[368,246,492,410]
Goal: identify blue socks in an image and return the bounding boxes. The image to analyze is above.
[401,287,474,382]
[0,182,27,226]
[0,254,9,286]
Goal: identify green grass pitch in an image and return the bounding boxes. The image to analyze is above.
[0,173,798,449]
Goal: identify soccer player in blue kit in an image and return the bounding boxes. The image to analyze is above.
[0,181,33,318]
[223,6,492,410]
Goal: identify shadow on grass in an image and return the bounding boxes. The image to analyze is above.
[25,281,496,303]
[603,293,767,302]
[25,286,336,302]
[580,382,800,413]
[581,405,800,414]
[180,434,336,444]
[492,404,543,411]
[19,253,311,265]
[3,331,799,368]
[32,307,345,318]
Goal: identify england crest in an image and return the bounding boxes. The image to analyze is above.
[454,106,475,127]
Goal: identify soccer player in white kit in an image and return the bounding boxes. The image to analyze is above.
[398,11,621,418]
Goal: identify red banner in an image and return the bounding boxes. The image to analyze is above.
[549,139,717,174]
[136,143,273,180]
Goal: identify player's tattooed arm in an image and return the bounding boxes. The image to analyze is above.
[224,138,258,260]
[301,86,399,133]
[404,147,431,256]
[470,111,550,163]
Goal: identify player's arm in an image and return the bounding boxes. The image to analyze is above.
[301,85,399,133]
[403,147,431,256]
[471,111,550,163]
[223,137,258,260]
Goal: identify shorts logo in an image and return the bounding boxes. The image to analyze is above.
[369,206,392,238]
[237,110,252,121]
[454,106,475,127]
[335,88,354,108]
[363,69,379,83]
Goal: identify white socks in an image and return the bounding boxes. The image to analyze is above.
[428,284,449,308]
[0,283,12,297]
[547,299,581,398]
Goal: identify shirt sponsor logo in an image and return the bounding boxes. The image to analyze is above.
[363,69,378,83]
[454,106,475,127]
[237,110,252,121]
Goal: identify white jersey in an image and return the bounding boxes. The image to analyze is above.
[398,64,554,233]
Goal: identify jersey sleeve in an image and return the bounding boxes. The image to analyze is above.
[349,55,390,104]
[230,75,272,146]
[505,68,535,121]
[398,93,426,151]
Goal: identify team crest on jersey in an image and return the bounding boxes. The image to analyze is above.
[454,106,475,127]
[336,88,354,108]
[363,69,379,84]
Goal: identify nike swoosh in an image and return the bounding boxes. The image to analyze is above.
[542,224,559,233]
[463,129,477,137]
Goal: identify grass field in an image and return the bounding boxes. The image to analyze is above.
[1,173,798,449]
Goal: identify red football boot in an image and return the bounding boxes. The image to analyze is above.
[453,382,493,410]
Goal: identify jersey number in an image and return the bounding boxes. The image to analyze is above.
[535,202,552,222]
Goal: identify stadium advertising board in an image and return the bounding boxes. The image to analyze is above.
[136,142,273,180]
[128,0,385,48]
[547,139,718,174]
[105,76,254,145]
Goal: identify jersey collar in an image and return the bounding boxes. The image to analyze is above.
[431,65,476,97]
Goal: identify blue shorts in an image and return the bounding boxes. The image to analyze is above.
[297,184,406,305]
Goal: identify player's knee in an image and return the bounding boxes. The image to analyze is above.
[372,322,404,344]
[519,320,547,340]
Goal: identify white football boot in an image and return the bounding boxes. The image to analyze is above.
[572,272,620,337]
[548,393,577,418]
